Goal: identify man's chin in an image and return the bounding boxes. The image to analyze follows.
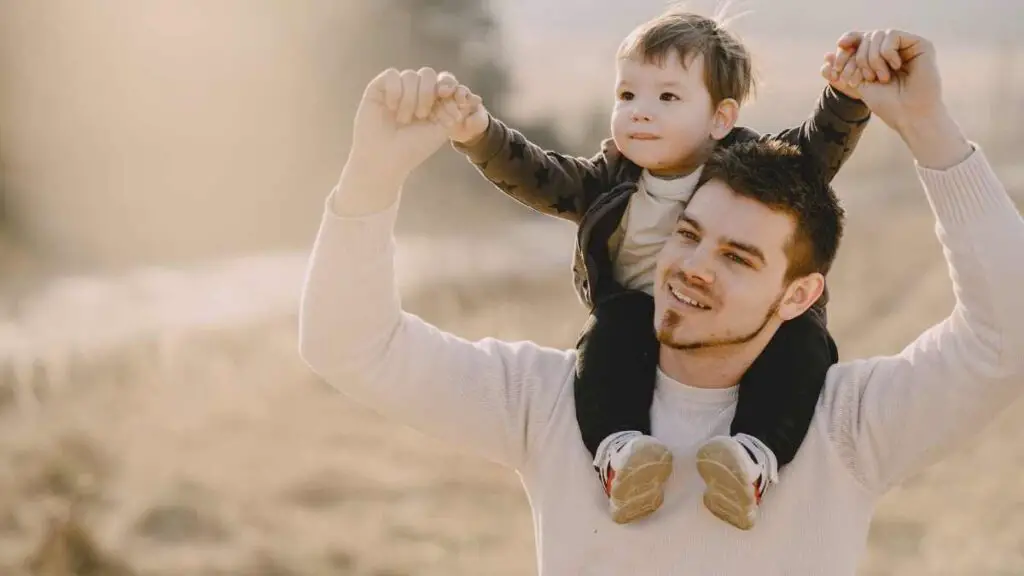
[657,333,705,351]
[655,324,704,350]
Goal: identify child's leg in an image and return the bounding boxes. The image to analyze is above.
[732,305,836,465]
[573,289,670,524]
[574,290,658,454]
[697,304,836,530]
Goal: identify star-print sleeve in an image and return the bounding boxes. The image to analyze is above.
[757,85,871,183]
[451,114,615,224]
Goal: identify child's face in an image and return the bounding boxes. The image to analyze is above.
[611,50,724,175]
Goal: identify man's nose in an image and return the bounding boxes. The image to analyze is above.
[680,248,715,286]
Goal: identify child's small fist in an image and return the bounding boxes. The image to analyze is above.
[821,50,863,100]
[447,84,489,144]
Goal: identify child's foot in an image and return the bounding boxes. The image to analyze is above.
[593,431,673,524]
[696,434,779,530]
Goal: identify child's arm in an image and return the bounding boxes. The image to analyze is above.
[756,84,871,183]
[447,87,617,224]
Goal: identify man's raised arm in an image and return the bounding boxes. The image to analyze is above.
[298,67,569,471]
[820,31,1024,493]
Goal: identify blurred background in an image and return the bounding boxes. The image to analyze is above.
[0,0,1022,574]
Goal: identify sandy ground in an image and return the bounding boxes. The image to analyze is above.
[1,165,1024,576]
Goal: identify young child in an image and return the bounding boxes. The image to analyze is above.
[444,8,871,529]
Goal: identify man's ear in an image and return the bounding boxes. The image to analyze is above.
[778,272,825,321]
[710,98,739,140]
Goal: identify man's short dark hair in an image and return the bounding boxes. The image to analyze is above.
[696,140,845,280]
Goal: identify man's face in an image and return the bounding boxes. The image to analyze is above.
[653,179,805,350]
[611,50,723,175]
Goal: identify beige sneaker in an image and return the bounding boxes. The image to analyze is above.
[594,431,674,524]
[696,434,778,530]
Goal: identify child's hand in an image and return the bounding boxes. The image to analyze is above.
[820,30,902,99]
[821,50,864,100]
[448,83,489,145]
[433,74,489,144]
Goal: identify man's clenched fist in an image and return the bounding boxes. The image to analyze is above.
[349,66,492,179]
[822,30,944,134]
[349,67,461,179]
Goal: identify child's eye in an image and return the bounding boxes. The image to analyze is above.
[619,91,635,101]
[660,92,679,101]
[677,229,699,242]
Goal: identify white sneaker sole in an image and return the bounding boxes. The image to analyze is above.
[696,438,757,530]
[609,440,673,524]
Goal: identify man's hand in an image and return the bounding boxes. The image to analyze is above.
[827,30,943,131]
[822,30,972,169]
[826,30,902,87]
[334,67,464,216]
[349,67,464,181]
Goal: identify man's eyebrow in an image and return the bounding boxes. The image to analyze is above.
[679,213,766,264]
[725,238,766,264]
[678,213,702,231]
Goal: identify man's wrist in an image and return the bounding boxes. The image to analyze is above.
[896,106,974,170]
[329,152,408,217]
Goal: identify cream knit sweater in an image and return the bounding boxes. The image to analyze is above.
[299,147,1024,575]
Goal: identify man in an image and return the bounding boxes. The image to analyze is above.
[298,29,1024,575]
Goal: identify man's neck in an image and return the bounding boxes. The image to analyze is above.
[657,338,768,390]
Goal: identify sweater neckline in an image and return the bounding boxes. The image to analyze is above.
[640,165,704,202]
[654,367,738,406]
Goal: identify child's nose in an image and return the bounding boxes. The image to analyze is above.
[631,106,652,122]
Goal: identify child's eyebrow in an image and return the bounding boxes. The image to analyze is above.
[659,78,691,93]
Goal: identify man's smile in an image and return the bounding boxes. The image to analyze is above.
[666,277,713,310]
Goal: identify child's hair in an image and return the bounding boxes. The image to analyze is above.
[617,3,756,107]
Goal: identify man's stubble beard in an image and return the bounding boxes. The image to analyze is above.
[657,292,783,351]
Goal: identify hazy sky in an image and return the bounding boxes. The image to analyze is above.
[499,0,1022,45]
[493,0,1022,130]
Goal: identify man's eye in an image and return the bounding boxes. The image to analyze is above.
[726,253,752,267]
